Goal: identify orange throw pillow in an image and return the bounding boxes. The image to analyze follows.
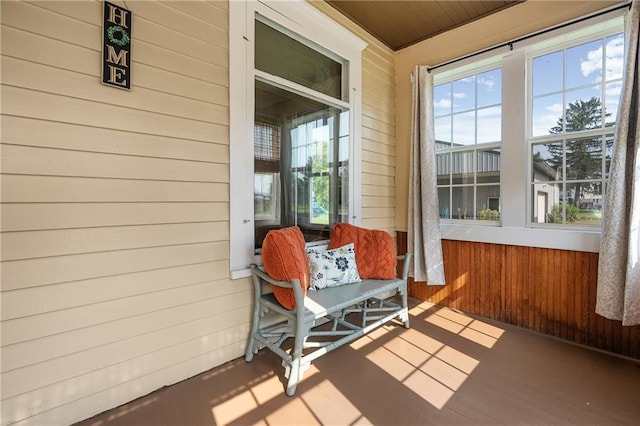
[328,223,397,280]
[261,226,310,309]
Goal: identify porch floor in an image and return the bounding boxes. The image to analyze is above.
[77,300,640,426]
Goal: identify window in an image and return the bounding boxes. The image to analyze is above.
[528,33,624,227]
[229,0,365,277]
[253,77,350,248]
[434,68,502,222]
[431,13,624,252]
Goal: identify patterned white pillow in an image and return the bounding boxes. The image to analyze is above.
[307,243,361,290]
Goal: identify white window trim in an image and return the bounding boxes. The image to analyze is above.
[434,11,624,254]
[229,0,366,278]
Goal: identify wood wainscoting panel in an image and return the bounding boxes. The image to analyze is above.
[397,233,640,359]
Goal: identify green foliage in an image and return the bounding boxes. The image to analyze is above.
[547,97,610,208]
[547,204,579,223]
[310,143,329,211]
[478,208,500,221]
[549,97,607,134]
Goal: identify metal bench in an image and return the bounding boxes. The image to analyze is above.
[245,253,411,396]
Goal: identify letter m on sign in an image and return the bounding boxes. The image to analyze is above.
[102,1,132,90]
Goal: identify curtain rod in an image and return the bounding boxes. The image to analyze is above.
[427,2,631,73]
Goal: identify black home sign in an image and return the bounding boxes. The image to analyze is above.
[102,1,131,89]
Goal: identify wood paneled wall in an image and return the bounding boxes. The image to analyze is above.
[397,233,640,359]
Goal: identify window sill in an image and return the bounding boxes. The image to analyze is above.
[440,223,601,253]
[231,267,252,280]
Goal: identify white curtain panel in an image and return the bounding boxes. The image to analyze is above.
[596,1,640,326]
[407,65,446,285]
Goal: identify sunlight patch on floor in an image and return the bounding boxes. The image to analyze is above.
[425,312,468,334]
[211,390,258,425]
[360,325,479,410]
[408,303,428,316]
[348,323,393,351]
[423,303,505,348]
[356,302,503,410]
[468,318,505,338]
[349,334,374,350]
[264,398,320,425]
[302,380,371,425]
[211,366,322,425]
[366,346,417,381]
[403,369,455,409]
[436,346,479,374]
[420,356,468,391]
[251,375,286,404]
[400,328,446,354]
[380,333,432,367]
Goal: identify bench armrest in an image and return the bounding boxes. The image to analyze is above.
[397,253,412,281]
[250,264,305,311]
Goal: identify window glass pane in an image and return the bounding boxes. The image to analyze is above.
[310,175,329,225]
[532,51,563,96]
[605,33,625,80]
[438,187,451,219]
[452,76,475,113]
[531,182,561,223]
[434,83,452,117]
[477,185,501,220]
[532,93,563,136]
[254,173,276,220]
[477,148,500,183]
[532,142,562,181]
[255,20,343,99]
[566,39,602,90]
[563,89,603,131]
[452,186,474,219]
[434,67,501,224]
[477,106,501,143]
[567,181,603,226]
[566,136,603,180]
[436,153,450,185]
[451,151,474,184]
[452,111,475,145]
[435,116,452,148]
[605,134,614,179]
[529,28,624,229]
[605,82,622,125]
[477,68,502,108]
[254,80,348,248]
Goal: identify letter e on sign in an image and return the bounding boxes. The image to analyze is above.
[102,1,131,90]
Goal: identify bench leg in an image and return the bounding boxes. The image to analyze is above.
[400,308,410,328]
[401,287,410,328]
[245,302,262,362]
[283,318,309,396]
[285,359,301,396]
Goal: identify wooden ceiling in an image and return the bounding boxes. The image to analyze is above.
[326,1,524,51]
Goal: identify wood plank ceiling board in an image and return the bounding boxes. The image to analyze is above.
[325,1,525,50]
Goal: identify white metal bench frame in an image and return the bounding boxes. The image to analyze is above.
[245,253,411,396]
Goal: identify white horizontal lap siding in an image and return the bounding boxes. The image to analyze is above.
[361,39,396,233]
[0,1,242,425]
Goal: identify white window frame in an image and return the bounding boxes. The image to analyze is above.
[525,24,624,230]
[229,0,366,278]
[433,11,624,253]
[434,63,504,224]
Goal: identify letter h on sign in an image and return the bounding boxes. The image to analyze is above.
[102,1,132,90]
